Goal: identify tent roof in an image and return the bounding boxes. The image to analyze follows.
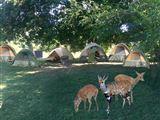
[110,43,130,55]
[0,44,16,56]
[14,49,36,61]
[83,43,103,50]
[123,51,150,68]
[48,47,74,60]
[125,51,146,61]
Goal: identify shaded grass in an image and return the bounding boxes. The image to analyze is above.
[0,63,160,120]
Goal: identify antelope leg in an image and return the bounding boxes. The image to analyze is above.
[94,96,99,111]
[122,98,126,108]
[131,91,133,103]
[105,102,110,114]
[84,100,86,110]
[88,99,92,112]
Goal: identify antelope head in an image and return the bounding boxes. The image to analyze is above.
[98,75,108,91]
[135,71,145,81]
[98,75,108,84]
[74,96,81,112]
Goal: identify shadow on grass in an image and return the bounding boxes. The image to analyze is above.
[0,63,160,120]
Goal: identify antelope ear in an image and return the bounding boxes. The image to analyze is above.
[135,71,140,75]
[142,72,145,75]
[97,75,100,79]
[102,80,106,84]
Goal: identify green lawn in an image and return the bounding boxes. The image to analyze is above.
[0,62,160,120]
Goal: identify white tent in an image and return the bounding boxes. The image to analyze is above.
[109,43,130,62]
[80,43,107,62]
[46,47,74,66]
[47,47,74,61]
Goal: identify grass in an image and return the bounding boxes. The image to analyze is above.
[0,62,160,120]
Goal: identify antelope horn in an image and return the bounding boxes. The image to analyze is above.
[104,75,109,81]
[135,71,140,75]
[102,75,106,80]
[103,74,109,82]
[142,72,145,75]
[134,70,139,75]
[97,75,101,80]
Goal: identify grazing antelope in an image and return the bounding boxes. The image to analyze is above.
[74,84,99,112]
[98,75,131,113]
[114,71,145,102]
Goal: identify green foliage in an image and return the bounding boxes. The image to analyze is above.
[0,0,160,60]
[0,0,63,45]
[130,0,160,61]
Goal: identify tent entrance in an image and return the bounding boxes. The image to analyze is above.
[115,46,125,55]
[48,51,61,62]
[95,51,100,58]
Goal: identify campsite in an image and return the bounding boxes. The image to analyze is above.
[0,43,160,120]
[0,0,160,120]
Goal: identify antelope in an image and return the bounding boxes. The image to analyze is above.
[74,84,99,112]
[98,75,131,114]
[114,71,145,103]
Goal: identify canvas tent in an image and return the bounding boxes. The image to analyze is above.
[13,49,38,67]
[109,43,130,62]
[80,43,107,62]
[123,51,150,68]
[0,45,16,62]
[47,47,74,66]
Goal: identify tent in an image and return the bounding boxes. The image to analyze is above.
[0,44,16,62]
[123,51,150,68]
[109,43,130,62]
[80,43,107,62]
[13,49,38,67]
[47,47,74,66]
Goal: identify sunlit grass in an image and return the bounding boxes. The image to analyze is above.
[16,70,40,75]
[0,84,7,90]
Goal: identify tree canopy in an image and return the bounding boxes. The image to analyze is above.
[0,0,160,60]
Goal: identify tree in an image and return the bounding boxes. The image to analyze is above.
[0,0,160,61]
[0,0,67,49]
[129,0,160,61]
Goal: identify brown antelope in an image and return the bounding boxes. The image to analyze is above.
[98,75,131,113]
[74,84,99,112]
[114,71,145,102]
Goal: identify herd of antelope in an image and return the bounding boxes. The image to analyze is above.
[74,71,145,114]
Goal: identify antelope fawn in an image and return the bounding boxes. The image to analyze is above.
[74,84,99,112]
[98,75,131,113]
[114,71,145,102]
